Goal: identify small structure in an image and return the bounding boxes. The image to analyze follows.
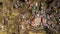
[34,2,39,12]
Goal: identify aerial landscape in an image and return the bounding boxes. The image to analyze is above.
[0,0,60,34]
